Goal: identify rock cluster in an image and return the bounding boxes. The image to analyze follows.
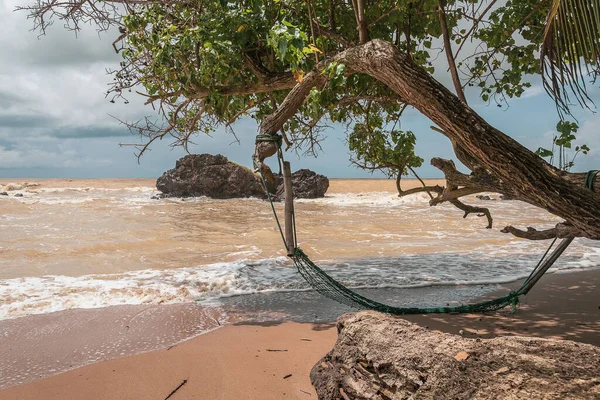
[311,311,600,399]
[156,154,329,199]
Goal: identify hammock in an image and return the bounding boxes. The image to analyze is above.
[253,134,594,315]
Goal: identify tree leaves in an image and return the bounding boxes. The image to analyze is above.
[540,0,600,115]
[35,0,595,165]
[536,120,589,171]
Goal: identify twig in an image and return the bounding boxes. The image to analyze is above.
[266,349,288,352]
[164,379,187,400]
[283,374,292,379]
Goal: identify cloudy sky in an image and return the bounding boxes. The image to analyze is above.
[1,1,598,179]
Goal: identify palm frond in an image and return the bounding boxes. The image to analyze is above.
[540,0,600,115]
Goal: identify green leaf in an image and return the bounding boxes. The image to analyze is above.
[535,147,554,158]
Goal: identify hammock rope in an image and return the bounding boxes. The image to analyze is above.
[253,135,587,315]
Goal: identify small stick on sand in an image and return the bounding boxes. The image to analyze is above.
[164,379,187,400]
[266,349,288,352]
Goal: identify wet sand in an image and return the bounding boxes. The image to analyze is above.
[1,268,598,400]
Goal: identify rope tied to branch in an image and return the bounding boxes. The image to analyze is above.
[255,133,283,149]
[585,170,599,191]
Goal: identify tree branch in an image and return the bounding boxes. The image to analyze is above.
[501,223,583,240]
[142,72,297,105]
[449,198,493,229]
[256,39,600,237]
[438,0,467,104]
[260,70,327,135]
[352,0,369,44]
[396,168,492,228]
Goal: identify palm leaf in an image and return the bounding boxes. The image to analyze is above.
[540,0,600,115]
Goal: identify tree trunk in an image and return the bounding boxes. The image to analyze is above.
[259,40,600,239]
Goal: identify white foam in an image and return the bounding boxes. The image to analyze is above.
[31,186,155,194]
[2,242,599,320]
[297,192,431,207]
[0,257,294,320]
[0,182,40,192]
[1,186,162,206]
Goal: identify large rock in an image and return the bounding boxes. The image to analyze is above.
[156,154,329,199]
[156,154,265,199]
[275,168,329,199]
[311,311,600,399]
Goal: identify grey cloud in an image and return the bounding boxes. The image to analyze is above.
[51,126,132,139]
[0,114,57,128]
[15,31,120,68]
[2,3,120,69]
[0,124,132,140]
[0,90,26,107]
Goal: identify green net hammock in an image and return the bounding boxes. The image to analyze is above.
[253,135,592,315]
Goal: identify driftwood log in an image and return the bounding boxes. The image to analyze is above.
[311,311,600,399]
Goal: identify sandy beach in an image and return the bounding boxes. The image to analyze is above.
[1,268,598,400]
[1,178,598,398]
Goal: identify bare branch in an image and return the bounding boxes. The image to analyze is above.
[447,198,493,229]
[395,165,492,228]
[501,223,583,240]
[454,0,499,58]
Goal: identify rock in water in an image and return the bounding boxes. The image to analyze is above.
[156,154,265,199]
[311,311,600,399]
[276,169,329,199]
[156,154,329,199]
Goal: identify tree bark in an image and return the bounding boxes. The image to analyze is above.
[258,40,600,239]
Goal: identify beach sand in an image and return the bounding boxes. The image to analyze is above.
[0,268,598,400]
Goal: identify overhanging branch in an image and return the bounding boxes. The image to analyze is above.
[257,39,600,237]
[501,223,583,240]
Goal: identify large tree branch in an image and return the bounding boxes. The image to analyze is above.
[258,39,600,238]
[260,71,327,135]
[344,40,599,237]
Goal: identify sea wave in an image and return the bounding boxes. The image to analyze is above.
[2,246,598,320]
[29,186,156,193]
[297,192,433,207]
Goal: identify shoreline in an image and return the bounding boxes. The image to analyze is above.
[1,267,598,399]
[0,177,445,193]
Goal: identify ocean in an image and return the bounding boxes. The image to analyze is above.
[1,178,599,322]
